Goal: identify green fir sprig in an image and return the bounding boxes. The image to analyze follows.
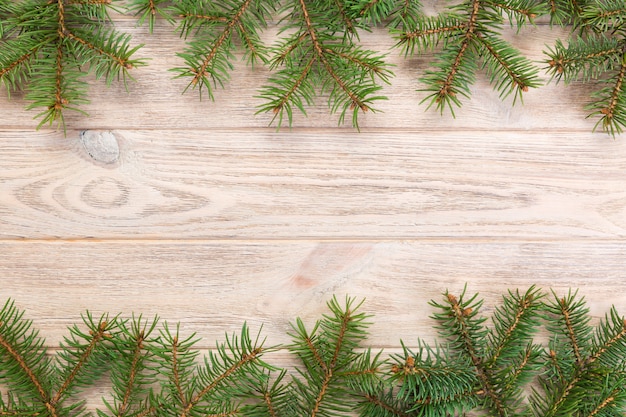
[168,0,279,100]
[0,0,145,131]
[97,315,159,417]
[0,299,119,417]
[532,290,626,417]
[276,296,386,416]
[389,286,545,417]
[149,321,275,417]
[1,288,626,417]
[255,1,393,129]
[544,0,626,137]
[390,0,544,116]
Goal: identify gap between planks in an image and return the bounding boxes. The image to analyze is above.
[1,237,626,244]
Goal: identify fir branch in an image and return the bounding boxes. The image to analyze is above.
[476,33,542,103]
[151,322,200,411]
[52,313,119,407]
[0,301,119,417]
[257,0,392,129]
[534,290,626,417]
[98,315,159,417]
[26,43,89,134]
[581,0,626,32]
[394,14,468,56]
[589,307,626,370]
[390,342,480,415]
[543,0,626,137]
[587,53,626,136]
[435,289,512,416]
[486,286,543,369]
[283,296,385,417]
[245,369,298,417]
[545,35,623,83]
[150,322,273,417]
[0,0,145,131]
[0,42,37,97]
[0,300,53,406]
[170,0,277,100]
[394,0,542,116]
[415,287,545,416]
[128,0,173,34]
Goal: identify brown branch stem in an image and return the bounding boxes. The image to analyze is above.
[402,24,467,41]
[51,320,110,405]
[0,333,51,409]
[297,0,368,111]
[191,0,253,86]
[182,348,263,417]
[447,293,507,417]
[436,0,481,102]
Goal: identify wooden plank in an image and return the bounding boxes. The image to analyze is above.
[1,129,625,240]
[0,22,604,132]
[2,241,625,348]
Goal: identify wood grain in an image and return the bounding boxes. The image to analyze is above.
[2,241,625,348]
[1,5,625,396]
[1,129,625,239]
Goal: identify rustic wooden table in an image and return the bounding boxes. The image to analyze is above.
[1,12,625,408]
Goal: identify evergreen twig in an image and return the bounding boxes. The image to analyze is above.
[255,1,393,129]
[389,286,545,417]
[388,0,544,116]
[544,0,626,137]
[0,0,145,131]
[168,0,279,100]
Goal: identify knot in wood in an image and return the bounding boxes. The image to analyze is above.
[80,130,120,164]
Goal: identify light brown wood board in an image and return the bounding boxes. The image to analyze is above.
[1,7,625,412]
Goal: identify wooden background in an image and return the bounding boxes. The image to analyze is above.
[1,5,626,406]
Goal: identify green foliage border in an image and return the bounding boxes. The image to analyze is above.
[1,286,625,417]
[1,0,625,136]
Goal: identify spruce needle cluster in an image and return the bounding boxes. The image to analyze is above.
[390,0,544,116]
[168,0,278,101]
[545,0,626,136]
[131,0,393,129]
[0,0,145,130]
[1,287,626,417]
[255,1,393,129]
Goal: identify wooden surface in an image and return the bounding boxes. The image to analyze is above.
[1,7,626,398]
